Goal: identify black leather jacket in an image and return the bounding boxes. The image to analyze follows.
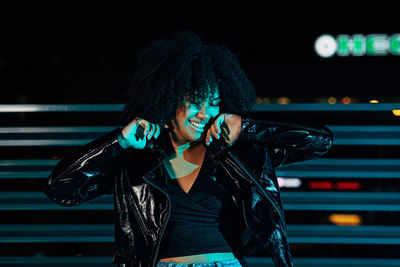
[44,116,333,267]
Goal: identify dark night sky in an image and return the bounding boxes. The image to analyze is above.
[0,6,398,103]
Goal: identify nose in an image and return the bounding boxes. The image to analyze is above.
[196,102,209,120]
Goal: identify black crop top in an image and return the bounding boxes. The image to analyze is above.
[157,151,237,259]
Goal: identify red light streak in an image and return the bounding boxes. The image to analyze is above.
[308,181,361,190]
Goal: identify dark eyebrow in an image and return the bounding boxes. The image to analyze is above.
[212,97,220,100]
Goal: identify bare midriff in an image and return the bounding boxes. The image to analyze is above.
[159,252,236,263]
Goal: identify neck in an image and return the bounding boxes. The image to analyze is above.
[167,131,205,158]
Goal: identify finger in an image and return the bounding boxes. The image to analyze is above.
[151,123,158,139]
[220,121,230,141]
[147,123,156,140]
[211,123,219,140]
[206,135,213,146]
[206,129,212,144]
[217,114,225,131]
[155,124,161,139]
[221,120,230,135]
[142,120,150,139]
[206,129,211,142]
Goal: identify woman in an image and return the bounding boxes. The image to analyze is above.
[44,30,333,267]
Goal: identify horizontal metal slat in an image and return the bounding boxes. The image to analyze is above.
[0,127,116,133]
[0,192,112,210]
[288,225,400,244]
[1,191,400,211]
[0,139,93,146]
[1,125,400,146]
[0,257,113,267]
[281,191,400,211]
[276,158,400,178]
[247,257,400,267]
[2,158,400,179]
[0,104,124,112]
[328,125,400,145]
[0,124,399,146]
[2,224,400,244]
[252,103,400,112]
[0,224,113,243]
[1,125,400,134]
[1,103,400,112]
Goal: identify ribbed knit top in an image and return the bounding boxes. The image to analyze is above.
[157,151,236,259]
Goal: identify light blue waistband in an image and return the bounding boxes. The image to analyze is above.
[156,258,241,267]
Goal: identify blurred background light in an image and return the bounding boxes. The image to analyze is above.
[314,34,337,58]
[327,97,337,104]
[262,97,270,104]
[392,110,400,116]
[277,97,290,104]
[277,177,302,188]
[329,214,362,226]
[336,181,361,190]
[341,96,352,104]
[390,34,400,55]
[309,181,334,190]
[316,33,400,57]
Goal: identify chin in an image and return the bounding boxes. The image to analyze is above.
[187,132,203,143]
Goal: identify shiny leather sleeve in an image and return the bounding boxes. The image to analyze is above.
[43,127,126,207]
[265,214,294,267]
[239,116,334,167]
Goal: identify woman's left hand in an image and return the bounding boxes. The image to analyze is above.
[205,113,242,147]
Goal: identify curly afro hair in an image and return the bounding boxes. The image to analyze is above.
[119,30,256,129]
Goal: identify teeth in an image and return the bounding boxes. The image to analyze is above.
[189,120,205,128]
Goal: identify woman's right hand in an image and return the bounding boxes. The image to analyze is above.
[121,118,161,149]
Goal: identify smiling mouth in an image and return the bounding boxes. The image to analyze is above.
[188,119,206,131]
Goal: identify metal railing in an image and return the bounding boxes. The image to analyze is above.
[1,103,399,267]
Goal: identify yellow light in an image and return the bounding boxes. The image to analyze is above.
[329,214,362,226]
[392,110,400,116]
[256,97,262,104]
[278,97,290,104]
[369,100,379,103]
[328,97,337,104]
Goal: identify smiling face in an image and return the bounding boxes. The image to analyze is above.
[169,89,221,146]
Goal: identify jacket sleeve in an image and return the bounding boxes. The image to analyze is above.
[263,189,294,267]
[239,116,334,167]
[43,127,126,207]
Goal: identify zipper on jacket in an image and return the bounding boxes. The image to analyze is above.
[225,151,287,234]
[142,160,171,267]
[240,199,268,250]
[131,195,151,242]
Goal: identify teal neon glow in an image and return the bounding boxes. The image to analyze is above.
[352,34,365,56]
[316,33,400,57]
[366,34,388,55]
[390,34,400,55]
[336,35,350,56]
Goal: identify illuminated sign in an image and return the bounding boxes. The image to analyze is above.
[315,34,400,57]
